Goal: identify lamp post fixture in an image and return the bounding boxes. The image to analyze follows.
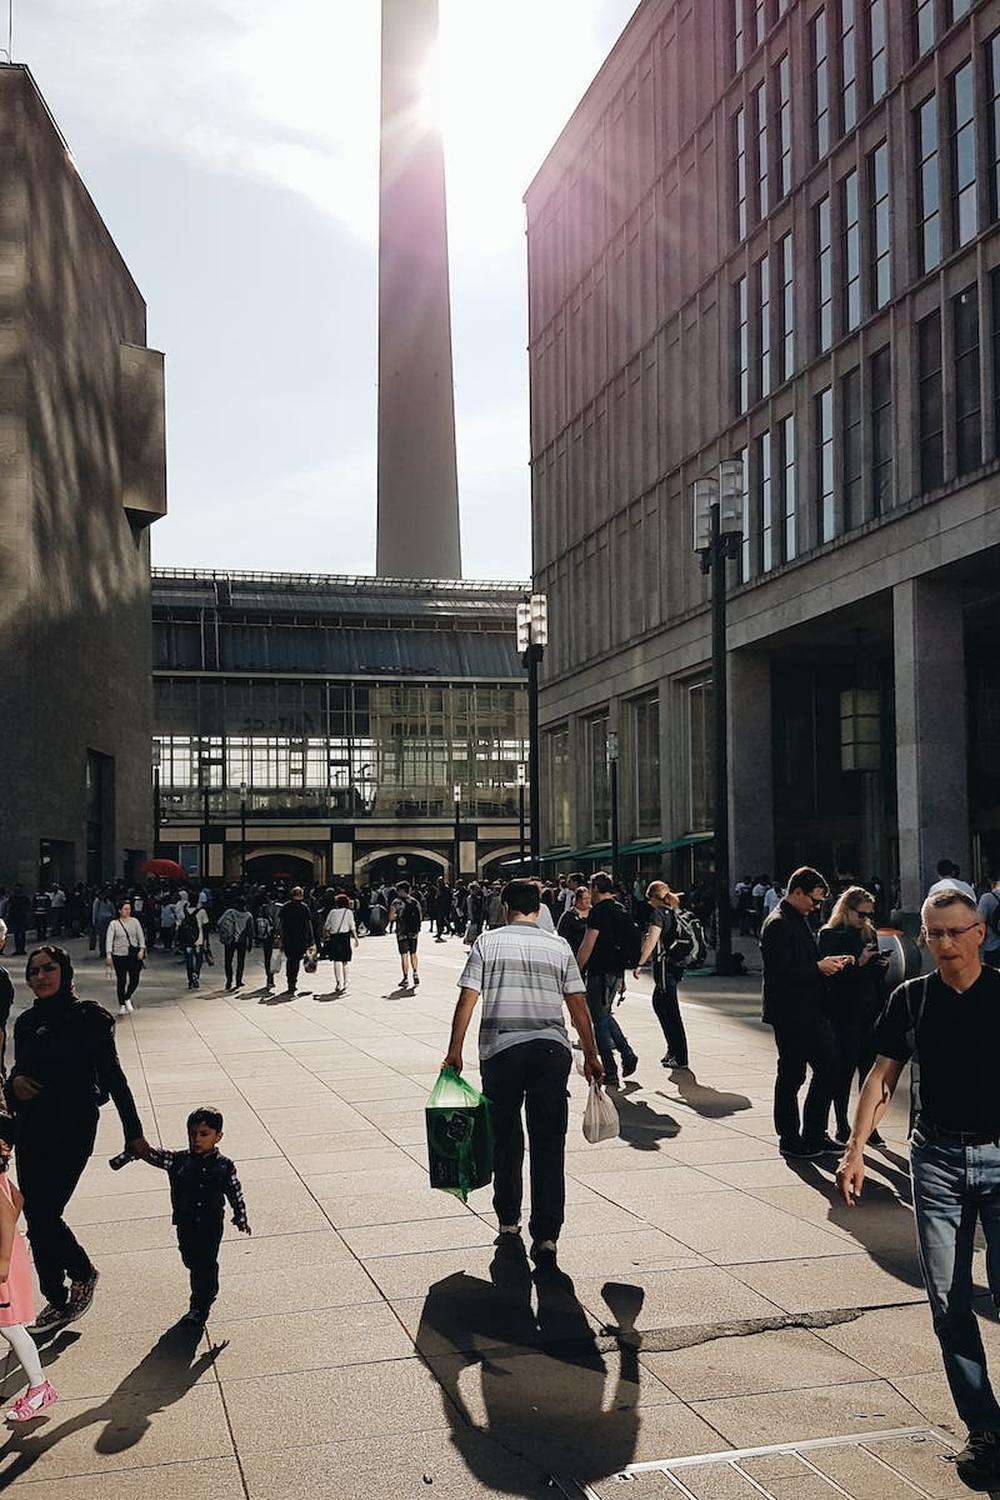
[239,781,248,884]
[516,763,527,870]
[151,742,162,858]
[693,460,746,977]
[606,730,620,881]
[516,593,548,869]
[453,783,462,884]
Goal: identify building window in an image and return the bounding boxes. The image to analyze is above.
[918,309,944,491]
[869,0,887,104]
[991,34,1000,221]
[758,256,771,398]
[753,0,767,50]
[914,0,935,58]
[758,431,774,572]
[688,679,713,833]
[916,93,941,274]
[817,387,835,542]
[842,366,862,529]
[870,344,893,513]
[586,713,610,844]
[951,61,978,248]
[736,275,749,413]
[951,0,971,20]
[734,0,745,71]
[754,80,769,219]
[738,447,750,581]
[816,195,833,352]
[813,10,830,160]
[993,272,1000,455]
[735,106,748,240]
[781,413,797,560]
[778,55,792,198]
[842,169,861,332]
[629,694,660,838]
[545,727,571,847]
[869,141,891,310]
[954,284,981,476]
[778,232,794,380]
[841,0,857,133]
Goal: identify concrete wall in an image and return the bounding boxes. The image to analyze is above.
[0,67,165,886]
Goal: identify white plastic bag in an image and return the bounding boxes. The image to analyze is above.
[583,1080,620,1144]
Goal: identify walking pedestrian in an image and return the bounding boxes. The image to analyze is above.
[91,888,114,960]
[760,866,851,1159]
[442,879,602,1266]
[277,887,315,996]
[104,898,145,1015]
[574,873,638,1089]
[433,879,453,942]
[977,873,1000,971]
[633,881,689,1070]
[0,1133,59,1421]
[818,886,889,1145]
[6,946,147,1330]
[218,898,254,990]
[322,894,358,994]
[255,895,279,991]
[177,898,208,990]
[555,886,591,956]
[837,886,1000,1489]
[7,887,29,956]
[390,881,423,989]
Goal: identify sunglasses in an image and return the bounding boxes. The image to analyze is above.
[27,962,59,978]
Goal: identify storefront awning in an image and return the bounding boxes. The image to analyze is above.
[619,833,714,856]
[539,844,611,864]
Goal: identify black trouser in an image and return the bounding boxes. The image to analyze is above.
[176,1219,222,1315]
[652,971,688,1066]
[285,948,306,992]
[18,1114,98,1308]
[12,927,26,955]
[224,940,250,986]
[830,1008,878,1135]
[435,915,448,939]
[481,1040,572,1244]
[261,941,275,983]
[112,952,142,1006]
[771,1017,838,1147]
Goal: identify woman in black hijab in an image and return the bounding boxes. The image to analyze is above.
[5,946,148,1331]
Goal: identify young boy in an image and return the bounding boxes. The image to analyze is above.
[122,1106,250,1324]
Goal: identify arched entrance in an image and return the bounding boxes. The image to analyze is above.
[356,846,448,887]
[480,845,523,880]
[245,849,315,886]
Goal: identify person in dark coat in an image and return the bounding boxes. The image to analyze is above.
[818,885,890,1145]
[760,866,852,1159]
[276,887,315,996]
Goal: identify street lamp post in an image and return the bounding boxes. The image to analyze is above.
[201,784,211,883]
[453,783,462,883]
[151,743,162,858]
[693,461,746,977]
[607,730,620,881]
[239,781,248,883]
[516,594,548,870]
[516,763,527,870]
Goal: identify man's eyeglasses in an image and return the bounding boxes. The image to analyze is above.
[922,923,982,943]
[27,962,59,977]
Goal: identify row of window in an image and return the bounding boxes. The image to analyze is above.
[545,693,661,847]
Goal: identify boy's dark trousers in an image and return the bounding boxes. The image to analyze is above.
[176,1218,222,1316]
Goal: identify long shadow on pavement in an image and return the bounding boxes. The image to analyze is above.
[416,1241,644,1493]
[663,1068,753,1119]
[614,1083,680,1152]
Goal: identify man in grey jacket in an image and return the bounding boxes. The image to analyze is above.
[218,899,255,990]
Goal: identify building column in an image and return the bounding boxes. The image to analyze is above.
[893,578,969,912]
[727,650,775,883]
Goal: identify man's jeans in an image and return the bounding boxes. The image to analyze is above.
[184,945,204,986]
[911,1127,1000,1433]
[481,1040,572,1244]
[224,940,250,987]
[585,971,630,1079]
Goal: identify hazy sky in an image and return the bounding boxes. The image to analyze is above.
[17,1,639,580]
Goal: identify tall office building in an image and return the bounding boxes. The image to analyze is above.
[377,0,462,579]
[526,0,1000,910]
[0,66,166,888]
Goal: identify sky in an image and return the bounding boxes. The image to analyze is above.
[16,0,640,581]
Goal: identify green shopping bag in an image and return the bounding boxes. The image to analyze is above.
[426,1067,494,1201]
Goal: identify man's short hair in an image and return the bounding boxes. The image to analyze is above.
[936,859,961,878]
[787,866,828,896]
[590,872,615,895]
[502,879,540,916]
[922,888,979,917]
[569,872,586,886]
[396,881,410,893]
[291,886,304,898]
[187,1106,224,1133]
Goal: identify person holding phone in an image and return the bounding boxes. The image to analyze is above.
[819,887,890,1146]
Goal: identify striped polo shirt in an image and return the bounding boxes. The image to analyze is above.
[458,919,584,1061]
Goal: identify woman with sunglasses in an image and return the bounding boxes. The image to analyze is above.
[4,946,148,1332]
[819,886,890,1146]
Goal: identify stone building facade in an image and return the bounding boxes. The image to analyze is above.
[525,0,1000,909]
[0,66,166,889]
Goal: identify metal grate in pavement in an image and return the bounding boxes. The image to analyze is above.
[567,1426,967,1499]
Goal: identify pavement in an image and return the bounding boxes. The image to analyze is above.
[0,932,986,1498]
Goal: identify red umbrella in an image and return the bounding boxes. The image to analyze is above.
[139,858,188,881]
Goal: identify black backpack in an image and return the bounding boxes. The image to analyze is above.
[398,896,422,937]
[601,901,643,970]
[656,907,709,974]
[177,912,199,948]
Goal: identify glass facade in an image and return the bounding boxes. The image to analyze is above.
[688,680,713,832]
[586,712,610,844]
[629,694,661,838]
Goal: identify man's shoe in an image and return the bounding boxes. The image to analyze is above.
[65,1268,99,1322]
[661,1054,682,1069]
[118,1005,129,1017]
[604,1074,621,1090]
[955,1430,1000,1485]
[412,974,420,987]
[28,1303,70,1334]
[779,1140,824,1160]
[530,1239,558,1267]
[225,982,233,991]
[621,1051,639,1078]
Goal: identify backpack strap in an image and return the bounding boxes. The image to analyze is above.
[904,974,931,1136]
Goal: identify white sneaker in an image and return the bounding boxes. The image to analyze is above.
[125,1000,135,1013]
[118,1005,129,1017]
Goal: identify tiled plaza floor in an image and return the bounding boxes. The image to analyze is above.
[0,934,984,1497]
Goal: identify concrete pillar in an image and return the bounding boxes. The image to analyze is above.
[728,651,775,882]
[893,578,969,911]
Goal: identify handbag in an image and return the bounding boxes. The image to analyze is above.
[583,1080,620,1143]
[116,919,141,964]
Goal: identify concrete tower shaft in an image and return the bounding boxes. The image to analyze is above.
[376,0,462,579]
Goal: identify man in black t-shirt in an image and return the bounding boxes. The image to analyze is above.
[837,886,1000,1489]
[574,873,637,1089]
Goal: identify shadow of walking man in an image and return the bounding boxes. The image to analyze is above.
[614,1084,681,1152]
[417,1241,644,1494]
[662,1069,753,1119]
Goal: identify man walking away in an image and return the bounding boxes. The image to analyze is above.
[837,887,1000,1490]
[443,879,602,1267]
[391,882,423,988]
[255,896,279,990]
[575,873,638,1089]
[978,874,1000,971]
[760,866,850,1159]
[634,882,689,1070]
[218,899,254,990]
[277,888,314,996]
[433,879,452,942]
[7,888,29,957]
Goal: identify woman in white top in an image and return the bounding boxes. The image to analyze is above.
[322,895,359,994]
[105,899,146,1015]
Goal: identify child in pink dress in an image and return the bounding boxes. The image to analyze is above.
[0,1137,57,1421]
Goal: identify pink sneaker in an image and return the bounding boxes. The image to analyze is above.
[6,1380,58,1422]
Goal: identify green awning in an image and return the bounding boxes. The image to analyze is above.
[540,844,611,864]
[619,833,714,857]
